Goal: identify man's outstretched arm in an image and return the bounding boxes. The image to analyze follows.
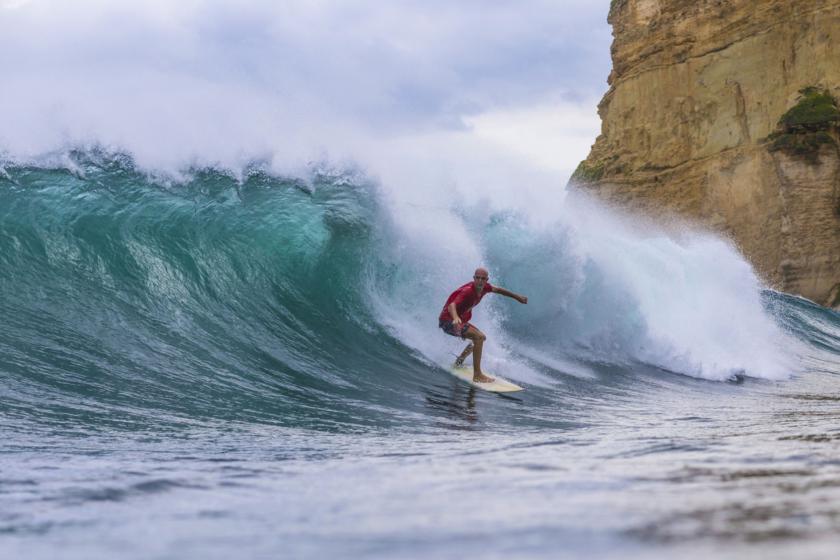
[492,286,528,304]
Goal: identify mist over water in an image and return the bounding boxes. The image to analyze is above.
[0,0,793,384]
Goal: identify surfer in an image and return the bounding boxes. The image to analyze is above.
[438,267,528,383]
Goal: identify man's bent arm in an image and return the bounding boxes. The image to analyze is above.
[492,286,528,304]
[448,302,462,323]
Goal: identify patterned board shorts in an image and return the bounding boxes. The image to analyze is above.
[439,319,471,338]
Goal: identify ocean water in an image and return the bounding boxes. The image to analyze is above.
[2,151,840,560]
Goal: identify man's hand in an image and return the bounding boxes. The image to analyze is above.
[516,295,528,304]
[453,317,463,327]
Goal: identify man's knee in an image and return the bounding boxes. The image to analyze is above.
[473,330,487,342]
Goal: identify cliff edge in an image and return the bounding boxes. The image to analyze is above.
[574,0,840,307]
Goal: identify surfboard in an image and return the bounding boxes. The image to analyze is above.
[449,365,524,393]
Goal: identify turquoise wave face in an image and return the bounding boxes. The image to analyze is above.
[0,153,432,431]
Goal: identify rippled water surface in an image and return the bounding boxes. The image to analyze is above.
[6,374,840,560]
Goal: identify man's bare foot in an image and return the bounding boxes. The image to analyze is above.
[473,372,495,383]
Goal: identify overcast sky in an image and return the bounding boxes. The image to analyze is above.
[0,0,612,192]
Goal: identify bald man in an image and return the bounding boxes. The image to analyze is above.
[438,267,528,383]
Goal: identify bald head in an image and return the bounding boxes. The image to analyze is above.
[473,268,489,287]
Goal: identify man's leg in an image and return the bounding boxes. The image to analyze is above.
[454,343,473,366]
[463,326,493,383]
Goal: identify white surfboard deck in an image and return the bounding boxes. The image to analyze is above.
[449,365,524,393]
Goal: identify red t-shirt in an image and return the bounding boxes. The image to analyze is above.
[439,281,494,323]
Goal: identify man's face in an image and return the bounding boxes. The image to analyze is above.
[473,271,489,289]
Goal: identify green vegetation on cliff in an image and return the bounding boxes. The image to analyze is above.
[571,160,605,183]
[779,87,840,130]
[767,87,840,162]
[769,130,834,158]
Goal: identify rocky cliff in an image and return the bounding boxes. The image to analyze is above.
[574,0,840,307]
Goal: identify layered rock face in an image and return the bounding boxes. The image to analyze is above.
[575,0,840,306]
